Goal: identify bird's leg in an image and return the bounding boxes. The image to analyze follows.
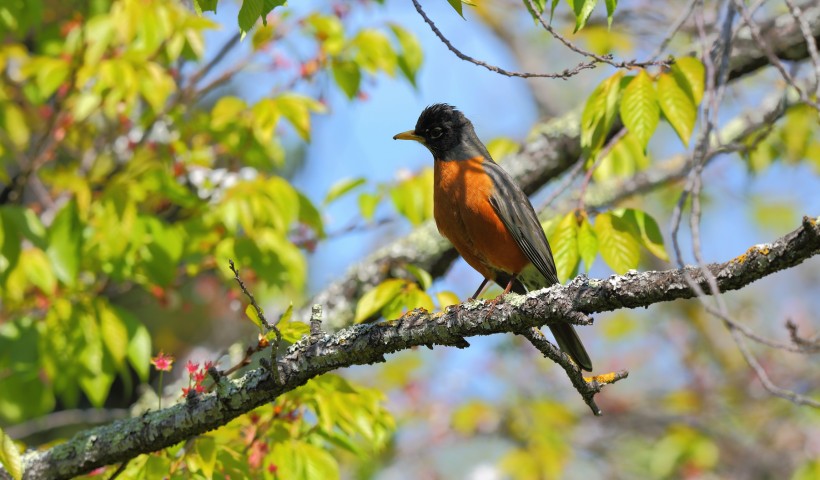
[485,275,516,319]
[469,278,490,300]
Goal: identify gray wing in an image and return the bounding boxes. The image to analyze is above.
[483,160,560,286]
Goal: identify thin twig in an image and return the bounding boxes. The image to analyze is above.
[411,0,599,79]
[525,0,672,71]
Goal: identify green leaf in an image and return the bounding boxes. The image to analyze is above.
[194,436,217,479]
[577,215,598,271]
[278,302,293,324]
[194,0,218,14]
[1,103,29,148]
[548,212,579,283]
[275,93,326,141]
[279,319,309,343]
[122,309,152,382]
[486,137,520,162]
[550,0,560,22]
[0,427,22,480]
[594,212,640,273]
[405,264,432,290]
[354,279,406,323]
[238,0,263,36]
[447,0,465,18]
[593,132,647,182]
[211,96,247,130]
[620,70,659,149]
[671,56,705,106]
[390,24,423,86]
[358,192,380,221]
[297,191,325,238]
[605,0,617,28]
[618,208,668,261]
[403,284,435,313]
[246,304,264,332]
[581,71,624,154]
[261,0,286,24]
[272,441,339,479]
[657,72,697,147]
[436,290,461,308]
[567,0,598,32]
[352,29,397,76]
[46,199,82,286]
[325,177,366,205]
[19,249,55,294]
[332,60,361,99]
[144,454,171,479]
[98,301,129,368]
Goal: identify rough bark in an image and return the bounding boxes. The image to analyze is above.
[9,216,819,480]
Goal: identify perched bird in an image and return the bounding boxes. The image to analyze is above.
[393,103,593,371]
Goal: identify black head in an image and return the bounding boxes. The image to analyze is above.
[393,103,476,160]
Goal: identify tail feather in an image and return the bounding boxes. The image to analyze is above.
[499,272,594,372]
[548,323,593,372]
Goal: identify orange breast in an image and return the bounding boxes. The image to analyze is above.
[434,157,530,279]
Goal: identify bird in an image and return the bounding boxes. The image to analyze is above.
[393,103,593,371]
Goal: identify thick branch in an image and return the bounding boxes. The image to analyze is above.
[12,216,819,480]
[305,6,820,329]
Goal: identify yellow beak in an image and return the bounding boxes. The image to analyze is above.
[393,130,424,142]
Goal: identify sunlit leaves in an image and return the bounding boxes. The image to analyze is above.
[325,177,366,205]
[390,23,423,86]
[528,0,619,31]
[657,71,697,147]
[577,214,598,270]
[581,71,624,155]
[46,200,83,286]
[592,132,648,182]
[593,211,641,274]
[331,60,361,99]
[390,168,434,226]
[620,70,659,149]
[567,0,598,32]
[355,279,406,323]
[548,212,580,282]
[650,425,719,477]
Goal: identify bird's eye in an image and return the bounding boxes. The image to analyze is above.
[430,127,443,139]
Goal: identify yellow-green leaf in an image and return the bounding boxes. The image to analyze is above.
[325,177,366,205]
[390,23,423,86]
[594,212,640,273]
[0,427,22,480]
[620,70,659,149]
[332,60,361,99]
[358,192,380,221]
[618,208,668,261]
[354,279,406,323]
[436,290,461,308]
[245,304,264,332]
[548,212,579,282]
[577,216,598,271]
[581,71,624,154]
[486,137,520,162]
[671,56,705,106]
[657,72,697,147]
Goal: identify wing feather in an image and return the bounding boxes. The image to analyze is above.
[484,161,559,286]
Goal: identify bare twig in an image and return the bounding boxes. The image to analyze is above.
[525,0,672,71]
[411,0,599,79]
[520,327,628,416]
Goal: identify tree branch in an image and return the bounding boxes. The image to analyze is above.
[10,216,819,480]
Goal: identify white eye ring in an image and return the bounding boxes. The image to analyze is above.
[430,127,443,139]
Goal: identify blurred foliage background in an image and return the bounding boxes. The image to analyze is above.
[1,0,819,478]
